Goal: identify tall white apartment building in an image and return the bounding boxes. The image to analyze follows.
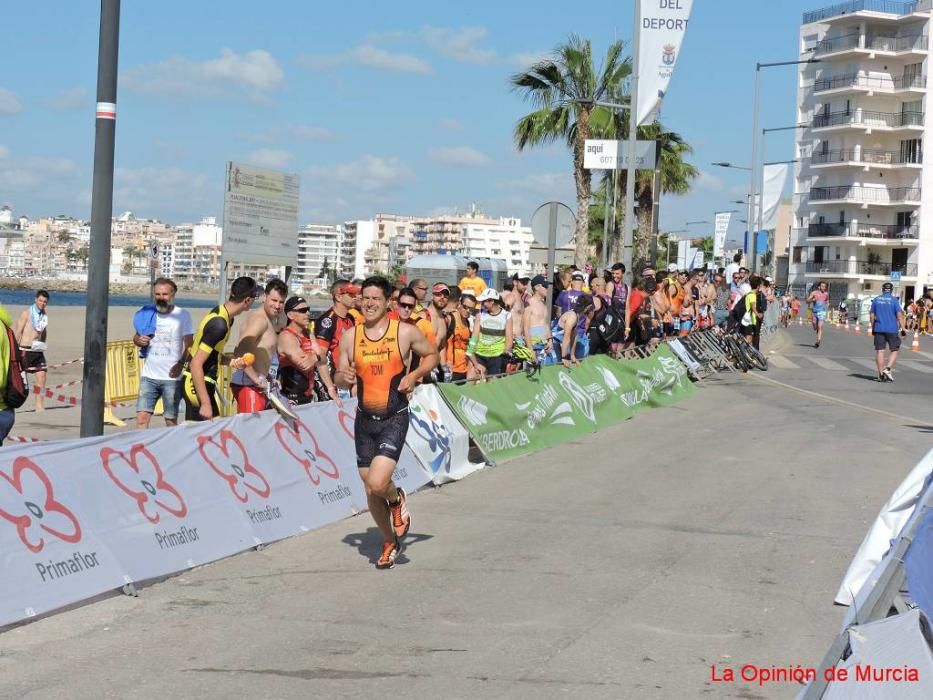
[340,220,375,280]
[296,223,341,289]
[462,216,534,276]
[792,0,933,303]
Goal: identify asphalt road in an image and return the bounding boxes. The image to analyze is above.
[0,327,930,700]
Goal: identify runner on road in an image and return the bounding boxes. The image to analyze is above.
[870,282,906,383]
[335,276,438,569]
[807,280,830,348]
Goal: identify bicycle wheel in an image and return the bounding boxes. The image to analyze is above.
[742,341,769,371]
[723,335,750,372]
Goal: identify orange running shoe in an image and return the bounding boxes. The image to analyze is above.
[376,539,400,569]
[388,487,411,538]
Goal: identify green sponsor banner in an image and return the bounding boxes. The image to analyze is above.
[438,345,693,461]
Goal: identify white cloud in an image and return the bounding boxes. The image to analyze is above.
[251,124,336,144]
[300,46,431,75]
[45,87,89,112]
[695,170,725,193]
[0,144,8,159]
[0,88,23,115]
[500,172,568,194]
[0,156,79,192]
[113,166,209,215]
[332,155,415,191]
[351,45,431,74]
[247,148,294,170]
[439,118,464,131]
[420,26,497,64]
[429,146,492,167]
[122,49,285,98]
[511,51,551,69]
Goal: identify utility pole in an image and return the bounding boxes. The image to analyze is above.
[80,0,120,438]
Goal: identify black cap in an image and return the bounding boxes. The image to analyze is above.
[285,296,308,312]
[531,274,549,288]
[882,282,894,291]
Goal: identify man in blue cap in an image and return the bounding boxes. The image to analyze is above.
[870,282,906,383]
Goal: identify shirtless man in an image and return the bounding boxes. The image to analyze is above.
[335,276,438,569]
[231,278,287,413]
[15,289,50,411]
[428,283,452,369]
[523,275,554,365]
[502,278,525,346]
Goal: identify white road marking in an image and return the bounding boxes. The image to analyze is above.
[847,358,879,370]
[768,355,800,369]
[897,360,933,374]
[808,357,849,371]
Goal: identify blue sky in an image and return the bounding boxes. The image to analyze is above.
[0,0,817,234]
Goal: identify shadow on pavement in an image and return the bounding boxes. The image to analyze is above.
[848,373,881,382]
[342,527,433,566]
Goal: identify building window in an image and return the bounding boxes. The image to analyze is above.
[792,246,802,263]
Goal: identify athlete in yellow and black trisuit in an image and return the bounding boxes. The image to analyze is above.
[183,277,259,421]
[335,276,438,569]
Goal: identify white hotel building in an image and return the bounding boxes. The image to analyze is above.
[791,0,933,303]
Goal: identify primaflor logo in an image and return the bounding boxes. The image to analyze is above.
[0,457,82,553]
[101,444,187,523]
[197,429,271,503]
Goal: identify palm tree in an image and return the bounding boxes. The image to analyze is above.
[511,35,629,266]
[598,114,698,271]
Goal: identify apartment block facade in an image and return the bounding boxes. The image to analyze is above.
[792,0,933,302]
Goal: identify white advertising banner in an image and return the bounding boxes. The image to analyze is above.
[835,449,933,607]
[408,385,485,484]
[583,139,658,171]
[713,212,732,259]
[0,400,432,628]
[222,161,300,265]
[637,0,694,126]
[760,163,789,232]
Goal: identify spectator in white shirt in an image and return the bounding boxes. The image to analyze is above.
[133,278,194,428]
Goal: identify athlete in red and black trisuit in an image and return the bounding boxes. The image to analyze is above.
[335,276,438,569]
[314,280,360,399]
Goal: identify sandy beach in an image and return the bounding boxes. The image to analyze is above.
[3,301,270,443]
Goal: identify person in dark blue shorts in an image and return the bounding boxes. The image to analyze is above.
[870,282,906,383]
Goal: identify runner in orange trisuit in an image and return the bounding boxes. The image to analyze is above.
[335,276,438,569]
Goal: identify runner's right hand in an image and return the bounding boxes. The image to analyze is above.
[198,402,213,420]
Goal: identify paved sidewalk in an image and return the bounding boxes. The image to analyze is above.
[0,370,926,699]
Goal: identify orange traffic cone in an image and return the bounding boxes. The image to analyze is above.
[911,331,921,351]
[854,319,861,334]
[867,323,872,337]
[844,318,850,332]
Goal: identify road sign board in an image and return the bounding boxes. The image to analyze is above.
[891,271,902,282]
[531,201,575,248]
[583,140,657,171]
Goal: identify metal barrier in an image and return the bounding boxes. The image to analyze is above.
[103,340,142,427]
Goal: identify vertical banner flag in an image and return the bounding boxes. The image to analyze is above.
[760,163,790,232]
[637,0,694,125]
[713,212,732,259]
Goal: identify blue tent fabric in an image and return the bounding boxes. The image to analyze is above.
[133,305,158,359]
[904,507,933,621]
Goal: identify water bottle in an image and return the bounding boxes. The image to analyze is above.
[443,364,452,383]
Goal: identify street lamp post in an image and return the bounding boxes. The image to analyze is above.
[749,59,818,274]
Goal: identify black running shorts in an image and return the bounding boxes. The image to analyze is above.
[183,375,220,421]
[873,332,901,352]
[355,409,409,468]
[24,351,47,373]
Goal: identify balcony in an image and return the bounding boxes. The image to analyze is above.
[800,222,920,239]
[804,260,918,276]
[809,148,922,167]
[812,32,929,57]
[808,185,922,204]
[812,109,924,130]
[813,72,927,93]
[804,0,932,25]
